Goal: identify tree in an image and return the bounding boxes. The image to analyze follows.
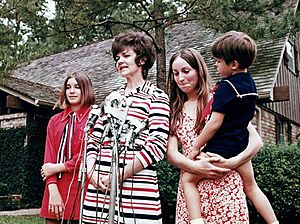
[1,0,298,88]
[43,0,183,90]
[188,0,298,40]
[0,0,49,74]
[34,0,300,90]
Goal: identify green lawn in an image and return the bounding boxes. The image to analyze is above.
[0,215,44,224]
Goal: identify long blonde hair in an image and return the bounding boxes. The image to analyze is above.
[167,48,211,135]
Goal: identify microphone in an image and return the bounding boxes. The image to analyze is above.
[84,103,105,132]
[107,91,123,108]
[117,98,133,137]
[130,119,148,142]
[123,98,133,117]
[125,119,147,147]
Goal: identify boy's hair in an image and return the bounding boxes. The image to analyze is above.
[55,71,95,109]
[211,31,257,69]
[167,48,211,135]
[111,30,156,80]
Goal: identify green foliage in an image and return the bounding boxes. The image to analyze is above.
[0,215,44,224]
[0,0,49,71]
[158,143,300,223]
[0,182,9,196]
[157,159,180,203]
[157,159,179,223]
[1,0,298,79]
[0,128,26,210]
[0,127,27,196]
[190,0,297,40]
[21,120,47,208]
[0,118,47,209]
[249,142,300,223]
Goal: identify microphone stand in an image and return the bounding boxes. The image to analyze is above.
[108,119,120,224]
[79,130,89,224]
[107,104,132,224]
[79,121,111,224]
[108,119,147,224]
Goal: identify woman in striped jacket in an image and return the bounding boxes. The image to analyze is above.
[82,30,170,224]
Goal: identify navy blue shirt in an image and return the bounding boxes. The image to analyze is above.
[202,72,257,159]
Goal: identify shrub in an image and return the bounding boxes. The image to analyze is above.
[249,142,300,223]
[0,127,27,208]
[0,182,21,210]
[0,116,48,209]
[158,143,300,223]
[157,159,179,223]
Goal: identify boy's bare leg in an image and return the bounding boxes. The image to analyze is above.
[182,171,204,223]
[237,161,278,223]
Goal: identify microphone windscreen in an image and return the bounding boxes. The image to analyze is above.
[126,98,133,107]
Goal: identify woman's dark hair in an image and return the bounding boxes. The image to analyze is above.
[112,30,156,80]
[55,71,95,109]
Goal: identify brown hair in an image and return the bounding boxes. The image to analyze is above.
[55,71,95,109]
[111,30,156,80]
[167,48,211,135]
[211,31,257,69]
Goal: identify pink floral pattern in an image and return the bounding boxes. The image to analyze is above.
[175,113,249,223]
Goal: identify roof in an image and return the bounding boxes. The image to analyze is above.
[165,22,287,99]
[0,76,60,107]
[0,21,287,107]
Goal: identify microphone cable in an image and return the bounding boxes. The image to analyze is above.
[130,148,137,224]
[118,146,127,224]
[62,126,85,224]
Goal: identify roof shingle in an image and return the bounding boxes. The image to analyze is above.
[1,22,286,107]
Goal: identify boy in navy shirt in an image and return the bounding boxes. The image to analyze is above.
[182,31,278,224]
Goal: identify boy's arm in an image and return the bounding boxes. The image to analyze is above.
[189,112,224,159]
[207,122,263,169]
[167,134,230,178]
[227,122,263,168]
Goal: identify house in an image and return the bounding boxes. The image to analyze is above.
[165,22,300,144]
[2,23,299,144]
[0,6,299,212]
[0,22,299,145]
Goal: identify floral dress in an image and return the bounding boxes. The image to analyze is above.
[175,113,249,224]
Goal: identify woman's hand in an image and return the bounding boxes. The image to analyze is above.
[204,122,264,170]
[88,172,110,192]
[48,184,65,220]
[205,152,238,169]
[187,147,200,160]
[191,154,231,179]
[41,163,66,180]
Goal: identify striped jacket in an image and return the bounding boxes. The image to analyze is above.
[82,81,170,224]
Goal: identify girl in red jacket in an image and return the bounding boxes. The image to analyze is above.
[40,71,95,224]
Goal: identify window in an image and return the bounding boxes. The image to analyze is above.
[285,40,296,73]
[276,116,292,144]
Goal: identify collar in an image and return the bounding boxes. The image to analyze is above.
[61,105,91,122]
[120,80,153,96]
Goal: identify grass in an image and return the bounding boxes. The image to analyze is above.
[0,215,44,224]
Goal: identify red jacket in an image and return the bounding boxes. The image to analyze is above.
[40,105,90,220]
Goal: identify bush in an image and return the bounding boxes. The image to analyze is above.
[0,116,48,209]
[0,182,21,210]
[157,159,179,223]
[249,142,300,223]
[0,127,27,210]
[158,143,300,223]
